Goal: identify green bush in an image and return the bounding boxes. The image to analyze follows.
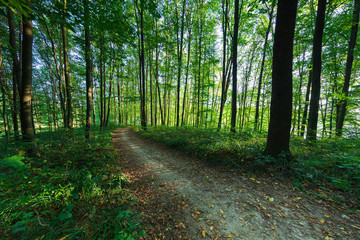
[0,127,144,239]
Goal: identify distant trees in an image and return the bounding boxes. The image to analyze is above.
[0,0,359,154]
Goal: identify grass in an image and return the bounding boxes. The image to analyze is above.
[137,126,360,207]
[0,126,145,239]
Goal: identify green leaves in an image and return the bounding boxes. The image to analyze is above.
[0,155,26,169]
[0,128,142,239]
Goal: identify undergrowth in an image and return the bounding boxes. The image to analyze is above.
[137,126,360,206]
[0,126,144,239]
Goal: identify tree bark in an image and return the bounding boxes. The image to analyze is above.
[61,0,73,129]
[84,0,92,139]
[7,8,20,140]
[176,0,186,127]
[254,2,274,131]
[181,25,192,126]
[217,0,229,131]
[263,0,298,157]
[335,0,360,136]
[19,6,35,150]
[140,0,147,130]
[0,53,9,141]
[230,0,241,133]
[307,0,327,140]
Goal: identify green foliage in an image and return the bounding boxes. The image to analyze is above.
[0,128,144,239]
[137,126,266,167]
[292,138,360,197]
[0,155,25,169]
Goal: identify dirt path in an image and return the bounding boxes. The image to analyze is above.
[112,127,360,240]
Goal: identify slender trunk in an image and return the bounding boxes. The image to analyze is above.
[154,22,164,125]
[0,54,9,141]
[140,1,147,130]
[7,9,20,140]
[117,68,122,125]
[105,62,114,127]
[61,0,73,129]
[149,51,153,126]
[230,0,241,133]
[306,0,326,140]
[218,0,229,131]
[176,0,186,127]
[196,1,204,127]
[335,0,360,136]
[254,2,274,130]
[300,70,312,137]
[84,0,92,139]
[100,49,104,130]
[181,25,192,126]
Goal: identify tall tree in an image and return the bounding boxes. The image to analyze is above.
[0,52,9,141]
[19,2,35,149]
[307,0,327,140]
[176,0,186,127]
[230,0,241,133]
[217,0,230,131]
[263,0,298,157]
[7,8,20,140]
[335,0,360,136]
[60,0,73,129]
[84,0,92,139]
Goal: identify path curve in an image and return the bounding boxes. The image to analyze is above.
[112,127,359,240]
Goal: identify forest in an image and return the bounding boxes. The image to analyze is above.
[1,0,360,239]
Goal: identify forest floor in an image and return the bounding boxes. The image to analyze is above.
[112,127,360,240]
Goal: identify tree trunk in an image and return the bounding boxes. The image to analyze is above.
[230,0,241,133]
[196,6,203,127]
[307,0,327,140]
[140,0,147,130]
[149,51,153,126]
[61,0,73,129]
[20,7,36,151]
[254,2,274,131]
[181,24,192,126]
[335,0,360,136]
[105,62,114,127]
[0,53,9,141]
[117,68,122,125]
[176,0,186,127]
[217,0,229,131]
[84,0,92,139]
[263,0,298,157]
[7,8,20,140]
